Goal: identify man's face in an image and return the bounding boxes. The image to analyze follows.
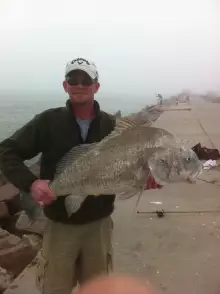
[63,70,100,105]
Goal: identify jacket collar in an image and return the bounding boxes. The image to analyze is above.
[65,99,101,118]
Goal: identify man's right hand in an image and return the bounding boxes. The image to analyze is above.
[31,179,56,205]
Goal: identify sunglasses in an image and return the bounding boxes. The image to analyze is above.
[66,75,95,86]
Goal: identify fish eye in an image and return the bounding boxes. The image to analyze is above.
[186,157,191,161]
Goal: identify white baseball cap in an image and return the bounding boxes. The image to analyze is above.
[65,57,99,81]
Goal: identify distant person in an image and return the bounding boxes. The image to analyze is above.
[0,57,161,294]
[156,93,163,106]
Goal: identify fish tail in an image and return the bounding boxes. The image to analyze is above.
[19,191,43,221]
[65,195,87,217]
[15,209,47,234]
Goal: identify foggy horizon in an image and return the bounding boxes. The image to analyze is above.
[0,0,219,103]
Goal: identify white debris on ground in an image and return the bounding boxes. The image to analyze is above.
[203,160,217,170]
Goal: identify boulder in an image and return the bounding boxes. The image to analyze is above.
[0,228,40,277]
[0,163,41,234]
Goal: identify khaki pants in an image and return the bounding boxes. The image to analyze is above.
[36,216,113,294]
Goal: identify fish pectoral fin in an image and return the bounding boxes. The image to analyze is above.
[64,195,87,217]
[117,189,140,200]
[97,118,140,149]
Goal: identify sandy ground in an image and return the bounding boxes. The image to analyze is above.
[5,97,220,294]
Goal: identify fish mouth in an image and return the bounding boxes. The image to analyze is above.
[149,168,203,186]
[178,166,203,183]
[187,168,203,182]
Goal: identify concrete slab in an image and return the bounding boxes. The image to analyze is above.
[160,107,191,111]
[190,97,220,149]
[5,97,220,294]
[154,108,212,148]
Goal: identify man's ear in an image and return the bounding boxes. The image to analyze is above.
[63,80,68,92]
[94,82,100,93]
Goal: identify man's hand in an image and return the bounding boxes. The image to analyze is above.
[143,175,163,190]
[31,179,56,205]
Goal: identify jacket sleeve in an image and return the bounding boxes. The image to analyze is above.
[0,112,48,192]
[105,113,116,134]
[109,114,116,132]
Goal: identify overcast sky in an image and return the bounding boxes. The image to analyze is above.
[0,0,219,102]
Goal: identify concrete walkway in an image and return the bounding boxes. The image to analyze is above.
[5,97,220,294]
[113,97,220,294]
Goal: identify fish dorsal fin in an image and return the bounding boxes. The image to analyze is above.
[125,110,153,126]
[98,117,138,146]
[55,143,97,175]
[54,117,139,176]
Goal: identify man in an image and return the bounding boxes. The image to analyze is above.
[156,93,163,106]
[0,57,161,294]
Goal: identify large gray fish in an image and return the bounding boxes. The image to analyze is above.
[15,109,158,227]
[47,118,202,217]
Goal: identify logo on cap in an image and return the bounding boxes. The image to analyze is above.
[71,58,90,65]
